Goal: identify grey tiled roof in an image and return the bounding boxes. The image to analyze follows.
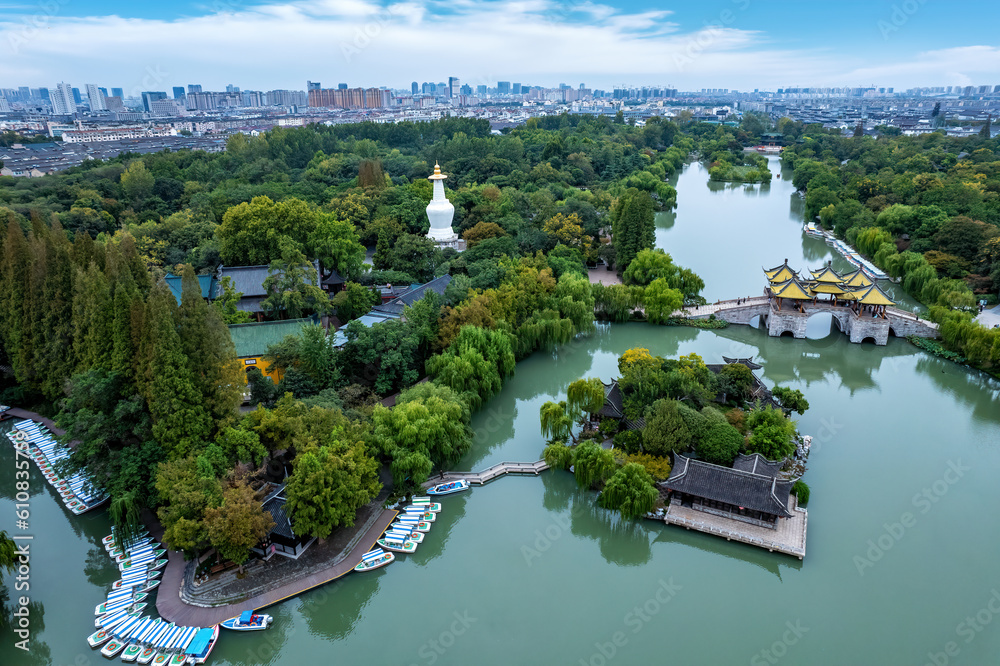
[732,453,783,478]
[262,494,296,540]
[663,455,794,518]
[371,274,451,317]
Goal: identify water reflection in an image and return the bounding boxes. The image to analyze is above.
[408,494,468,567]
[540,472,653,567]
[84,545,119,587]
[914,356,1000,426]
[0,597,51,666]
[298,572,380,642]
[650,525,801,581]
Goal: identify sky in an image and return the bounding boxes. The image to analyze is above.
[0,0,999,93]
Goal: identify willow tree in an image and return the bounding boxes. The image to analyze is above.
[567,377,606,419]
[598,463,658,519]
[539,400,574,444]
[426,325,515,410]
[573,440,616,489]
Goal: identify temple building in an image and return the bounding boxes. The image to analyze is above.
[663,453,797,529]
[425,163,464,250]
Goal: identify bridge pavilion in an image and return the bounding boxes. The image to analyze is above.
[764,260,896,317]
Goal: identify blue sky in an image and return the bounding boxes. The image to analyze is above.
[1,0,998,91]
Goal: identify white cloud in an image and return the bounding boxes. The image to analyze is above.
[0,0,992,90]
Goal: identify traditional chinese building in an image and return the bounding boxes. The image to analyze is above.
[663,453,797,529]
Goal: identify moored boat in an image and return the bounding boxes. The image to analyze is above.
[136,646,159,664]
[100,638,127,658]
[426,479,470,495]
[221,610,272,631]
[184,625,221,664]
[121,558,167,573]
[409,497,442,512]
[121,642,144,662]
[395,518,431,532]
[403,508,435,521]
[86,627,114,648]
[377,535,417,554]
[354,547,394,572]
[386,525,424,543]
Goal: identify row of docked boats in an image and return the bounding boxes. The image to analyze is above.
[88,528,221,664]
[4,418,108,514]
[355,496,445,573]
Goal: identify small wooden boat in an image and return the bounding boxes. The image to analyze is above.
[377,536,417,554]
[86,627,114,648]
[183,625,221,664]
[354,548,394,572]
[101,638,128,658]
[426,479,470,495]
[221,610,272,631]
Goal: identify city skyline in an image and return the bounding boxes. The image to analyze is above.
[1,0,999,90]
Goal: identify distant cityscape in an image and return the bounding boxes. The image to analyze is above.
[2,77,998,178]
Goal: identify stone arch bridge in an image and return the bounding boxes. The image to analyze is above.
[678,296,939,346]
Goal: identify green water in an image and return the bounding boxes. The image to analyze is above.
[5,160,1000,666]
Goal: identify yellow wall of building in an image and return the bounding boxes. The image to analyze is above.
[240,356,284,384]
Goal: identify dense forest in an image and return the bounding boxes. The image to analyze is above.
[0,114,702,561]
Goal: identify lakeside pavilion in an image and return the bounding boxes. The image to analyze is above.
[663,453,797,529]
[764,259,896,318]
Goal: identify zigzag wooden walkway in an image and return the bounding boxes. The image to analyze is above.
[431,460,550,486]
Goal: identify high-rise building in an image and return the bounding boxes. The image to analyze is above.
[39,87,50,101]
[497,81,511,95]
[411,81,419,95]
[105,96,125,113]
[141,91,167,111]
[172,86,186,100]
[187,84,202,94]
[18,86,30,100]
[71,87,82,104]
[307,81,321,91]
[85,84,107,111]
[338,83,348,90]
[460,84,472,95]
[422,82,435,95]
[512,83,521,95]
[51,82,76,114]
[225,84,239,93]
[476,85,487,94]
[448,76,460,98]
[0,95,10,113]
[111,88,123,99]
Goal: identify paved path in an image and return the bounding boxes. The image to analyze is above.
[663,496,806,560]
[587,266,622,286]
[1,407,67,439]
[976,304,1000,329]
[154,508,398,626]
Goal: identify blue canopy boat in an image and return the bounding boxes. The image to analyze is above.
[426,479,470,495]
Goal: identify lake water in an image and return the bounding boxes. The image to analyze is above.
[4,159,1000,666]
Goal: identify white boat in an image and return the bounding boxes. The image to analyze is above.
[221,610,272,631]
[386,526,424,543]
[395,517,431,532]
[377,535,418,554]
[100,637,128,658]
[353,548,394,572]
[403,508,436,522]
[426,479,470,495]
[409,497,442,512]
[86,626,114,648]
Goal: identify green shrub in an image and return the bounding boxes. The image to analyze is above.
[792,480,810,507]
[612,430,643,454]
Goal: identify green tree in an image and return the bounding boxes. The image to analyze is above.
[261,244,329,320]
[717,363,754,403]
[204,479,275,572]
[643,278,684,324]
[696,423,744,466]
[212,276,252,324]
[285,439,381,540]
[371,383,472,489]
[330,282,378,321]
[217,196,321,265]
[573,439,616,489]
[745,405,797,460]
[772,386,810,415]
[307,212,366,280]
[389,233,441,283]
[598,463,658,519]
[342,319,421,395]
[539,400,574,444]
[121,159,154,207]
[567,377,606,418]
[155,457,222,553]
[144,283,213,458]
[176,265,243,424]
[642,399,691,456]
[425,325,516,410]
[611,188,655,270]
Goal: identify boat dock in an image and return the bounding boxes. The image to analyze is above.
[660,497,807,560]
[431,460,551,486]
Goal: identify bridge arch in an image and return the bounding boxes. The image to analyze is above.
[860,336,877,345]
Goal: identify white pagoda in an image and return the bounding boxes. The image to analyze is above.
[425,163,463,250]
